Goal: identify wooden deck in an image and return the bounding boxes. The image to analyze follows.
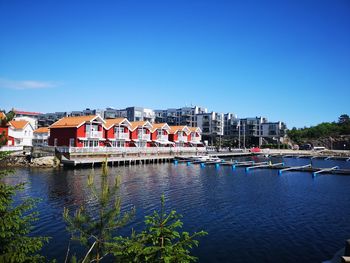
[61,155,174,167]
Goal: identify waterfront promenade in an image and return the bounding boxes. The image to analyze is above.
[58,147,257,167]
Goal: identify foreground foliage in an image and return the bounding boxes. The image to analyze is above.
[111,195,207,263]
[0,152,48,262]
[63,160,135,262]
[64,160,207,262]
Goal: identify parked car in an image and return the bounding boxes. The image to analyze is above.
[250,147,261,153]
[313,146,326,151]
[299,144,312,150]
[292,144,299,150]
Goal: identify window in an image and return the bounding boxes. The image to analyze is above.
[115,126,124,134]
[116,141,125,147]
[54,138,58,146]
[69,138,75,147]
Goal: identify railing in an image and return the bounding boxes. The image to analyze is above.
[178,135,188,142]
[190,136,201,142]
[138,134,151,141]
[57,146,207,154]
[34,134,48,140]
[0,146,24,152]
[115,132,129,140]
[156,134,169,141]
[86,131,103,138]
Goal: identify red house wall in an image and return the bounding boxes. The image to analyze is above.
[105,128,114,139]
[130,130,138,140]
[169,133,178,142]
[151,129,169,140]
[151,131,156,141]
[49,128,77,147]
[104,126,131,147]
[188,132,198,141]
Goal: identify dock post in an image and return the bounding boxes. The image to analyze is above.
[345,239,350,256]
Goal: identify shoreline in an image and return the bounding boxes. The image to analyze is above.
[1,149,350,169]
[0,155,60,168]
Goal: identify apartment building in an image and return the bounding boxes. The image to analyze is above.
[196,112,224,144]
[155,106,207,127]
[38,112,68,127]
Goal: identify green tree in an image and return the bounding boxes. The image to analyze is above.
[0,152,48,262]
[338,114,350,124]
[63,159,135,262]
[112,195,207,263]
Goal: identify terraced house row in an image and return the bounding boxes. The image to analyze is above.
[48,115,203,148]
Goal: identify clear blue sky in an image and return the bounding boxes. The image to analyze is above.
[1,0,349,128]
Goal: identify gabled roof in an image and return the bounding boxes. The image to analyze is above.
[9,120,30,130]
[189,127,202,133]
[150,123,170,133]
[130,121,153,131]
[14,110,42,116]
[34,127,49,133]
[104,118,131,130]
[169,125,191,135]
[49,115,105,129]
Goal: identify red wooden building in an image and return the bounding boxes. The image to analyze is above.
[150,123,174,147]
[104,118,132,147]
[188,127,203,147]
[0,112,13,146]
[129,121,153,147]
[48,115,105,147]
[169,126,191,147]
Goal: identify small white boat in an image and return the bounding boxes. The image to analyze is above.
[188,155,223,163]
[189,155,210,162]
[207,156,222,163]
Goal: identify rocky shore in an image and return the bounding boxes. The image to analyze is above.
[0,155,60,168]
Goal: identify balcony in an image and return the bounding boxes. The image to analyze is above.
[178,135,188,142]
[115,132,129,140]
[190,136,201,142]
[138,133,151,141]
[157,134,169,141]
[86,131,103,138]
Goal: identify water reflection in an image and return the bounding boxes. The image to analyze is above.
[5,157,350,263]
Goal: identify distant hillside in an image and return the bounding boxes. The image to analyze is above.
[287,114,350,150]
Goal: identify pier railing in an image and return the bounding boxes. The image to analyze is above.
[57,146,207,155]
[138,134,151,141]
[178,135,188,142]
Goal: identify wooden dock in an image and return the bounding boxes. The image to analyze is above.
[61,155,174,167]
[268,154,350,161]
[181,158,350,175]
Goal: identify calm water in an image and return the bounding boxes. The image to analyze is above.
[4,156,350,263]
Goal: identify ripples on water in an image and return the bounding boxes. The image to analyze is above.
[4,157,350,263]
